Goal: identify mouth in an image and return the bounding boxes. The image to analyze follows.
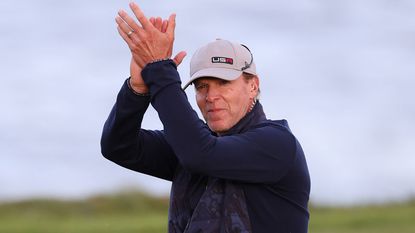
[208,108,224,113]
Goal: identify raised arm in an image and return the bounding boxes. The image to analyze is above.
[100,79,178,181]
[100,2,187,180]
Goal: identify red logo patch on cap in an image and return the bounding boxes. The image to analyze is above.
[211,57,233,65]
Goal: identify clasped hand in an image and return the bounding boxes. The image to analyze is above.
[115,2,186,93]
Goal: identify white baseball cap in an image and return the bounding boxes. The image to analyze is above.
[183,39,257,90]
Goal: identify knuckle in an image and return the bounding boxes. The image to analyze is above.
[137,15,146,22]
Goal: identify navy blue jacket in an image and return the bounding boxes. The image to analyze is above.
[101,60,311,233]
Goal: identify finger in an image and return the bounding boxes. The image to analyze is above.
[173,51,187,66]
[166,13,176,36]
[149,17,155,25]
[115,16,142,45]
[154,17,163,31]
[161,20,168,33]
[129,2,152,30]
[116,26,134,46]
[118,10,144,36]
[115,16,134,36]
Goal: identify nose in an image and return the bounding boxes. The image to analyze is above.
[205,86,221,102]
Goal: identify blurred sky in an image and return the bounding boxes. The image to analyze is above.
[1,0,414,206]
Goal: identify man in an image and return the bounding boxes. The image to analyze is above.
[101,2,310,232]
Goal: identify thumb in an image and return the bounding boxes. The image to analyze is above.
[173,51,187,66]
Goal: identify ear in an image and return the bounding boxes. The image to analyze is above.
[249,76,259,98]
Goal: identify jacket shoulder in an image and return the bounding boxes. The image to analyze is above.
[253,119,292,133]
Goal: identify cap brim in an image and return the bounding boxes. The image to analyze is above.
[183,68,242,90]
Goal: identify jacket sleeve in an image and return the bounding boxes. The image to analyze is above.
[100,78,178,181]
[141,61,297,183]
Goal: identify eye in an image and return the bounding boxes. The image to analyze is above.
[219,80,230,85]
[195,83,208,90]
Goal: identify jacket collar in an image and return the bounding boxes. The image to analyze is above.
[219,101,267,136]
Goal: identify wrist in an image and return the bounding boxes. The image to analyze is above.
[148,57,171,65]
[127,77,150,96]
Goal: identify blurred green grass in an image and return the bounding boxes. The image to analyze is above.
[0,191,414,233]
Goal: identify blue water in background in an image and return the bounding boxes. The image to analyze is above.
[1,0,414,205]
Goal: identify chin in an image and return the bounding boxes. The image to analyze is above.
[208,123,230,134]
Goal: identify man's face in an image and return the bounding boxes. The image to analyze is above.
[194,75,259,134]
